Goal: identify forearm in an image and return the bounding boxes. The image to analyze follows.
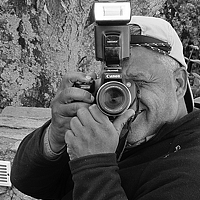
[11,120,72,199]
[69,153,128,200]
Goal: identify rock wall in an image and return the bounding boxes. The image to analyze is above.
[0,106,51,200]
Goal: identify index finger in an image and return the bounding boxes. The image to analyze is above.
[59,87,94,104]
[59,72,92,90]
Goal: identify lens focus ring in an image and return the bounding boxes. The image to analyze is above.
[96,81,131,116]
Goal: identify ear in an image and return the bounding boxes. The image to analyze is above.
[173,68,188,99]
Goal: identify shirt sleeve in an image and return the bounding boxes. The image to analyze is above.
[43,123,66,159]
[69,153,128,200]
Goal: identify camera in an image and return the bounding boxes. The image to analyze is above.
[76,0,134,117]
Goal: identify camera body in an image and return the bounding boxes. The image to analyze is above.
[76,0,133,117]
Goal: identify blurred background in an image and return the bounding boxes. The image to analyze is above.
[0,0,200,110]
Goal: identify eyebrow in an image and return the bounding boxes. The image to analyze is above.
[125,72,148,80]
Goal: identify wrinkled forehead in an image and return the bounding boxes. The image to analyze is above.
[121,47,175,83]
[122,46,166,71]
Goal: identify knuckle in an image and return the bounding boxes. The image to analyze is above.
[77,107,87,117]
[63,87,72,98]
[70,103,81,115]
[51,102,62,116]
[83,90,92,100]
[63,74,74,83]
[52,117,64,129]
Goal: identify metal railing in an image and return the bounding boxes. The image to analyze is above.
[185,45,200,108]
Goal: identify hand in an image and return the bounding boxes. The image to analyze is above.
[65,104,135,160]
[49,72,95,153]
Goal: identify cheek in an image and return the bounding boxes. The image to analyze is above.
[147,90,178,125]
[128,90,177,142]
[140,86,177,119]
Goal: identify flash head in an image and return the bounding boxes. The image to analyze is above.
[94,1,131,25]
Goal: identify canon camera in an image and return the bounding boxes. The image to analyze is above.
[75,0,135,117]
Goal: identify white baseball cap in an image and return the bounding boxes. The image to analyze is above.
[129,16,194,113]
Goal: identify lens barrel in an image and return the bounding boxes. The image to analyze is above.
[96,81,131,116]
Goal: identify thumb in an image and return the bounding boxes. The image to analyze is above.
[87,71,98,80]
[113,109,135,136]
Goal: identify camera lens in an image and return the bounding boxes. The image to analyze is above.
[104,87,124,109]
[96,81,131,116]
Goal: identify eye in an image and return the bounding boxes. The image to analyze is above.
[134,80,147,87]
[123,78,147,88]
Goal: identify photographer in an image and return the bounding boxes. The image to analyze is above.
[11,16,200,200]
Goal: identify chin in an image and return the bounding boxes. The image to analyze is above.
[128,123,148,144]
[128,113,155,144]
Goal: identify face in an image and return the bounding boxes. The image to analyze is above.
[121,47,180,144]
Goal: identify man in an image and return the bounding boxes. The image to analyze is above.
[11,16,200,200]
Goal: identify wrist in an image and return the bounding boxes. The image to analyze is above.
[48,124,66,153]
[43,124,66,159]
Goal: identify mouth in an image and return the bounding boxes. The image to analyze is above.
[118,109,146,147]
[124,109,145,128]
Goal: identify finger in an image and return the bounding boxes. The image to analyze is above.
[113,109,135,136]
[65,130,77,160]
[65,129,76,142]
[87,71,98,80]
[70,116,83,135]
[76,107,96,126]
[87,72,102,91]
[88,104,109,124]
[59,87,94,104]
[60,72,92,89]
[52,102,91,117]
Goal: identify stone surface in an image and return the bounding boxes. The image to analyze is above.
[1,106,51,119]
[0,106,51,200]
